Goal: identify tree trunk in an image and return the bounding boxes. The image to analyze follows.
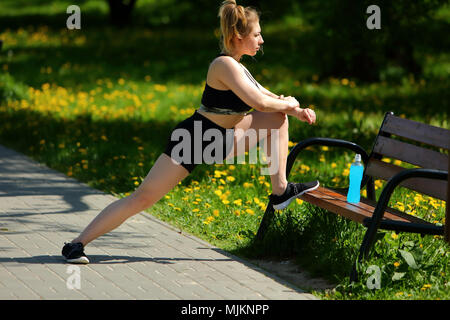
[385,38,422,78]
[107,0,137,26]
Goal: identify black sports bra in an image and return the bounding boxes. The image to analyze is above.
[199,53,260,115]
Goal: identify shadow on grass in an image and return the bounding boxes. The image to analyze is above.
[229,204,367,286]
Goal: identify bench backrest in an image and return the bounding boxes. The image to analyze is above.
[365,112,449,201]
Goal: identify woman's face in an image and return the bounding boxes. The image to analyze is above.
[237,22,264,57]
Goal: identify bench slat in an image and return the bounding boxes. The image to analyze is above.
[374,136,448,171]
[300,187,431,225]
[365,159,447,200]
[381,114,450,150]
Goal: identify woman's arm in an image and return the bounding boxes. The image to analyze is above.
[254,74,316,125]
[260,85,279,99]
[241,64,281,99]
[213,57,297,114]
[212,57,315,124]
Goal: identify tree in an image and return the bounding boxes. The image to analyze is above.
[298,0,447,81]
[107,0,137,26]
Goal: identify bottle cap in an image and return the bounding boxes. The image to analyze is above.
[355,154,361,162]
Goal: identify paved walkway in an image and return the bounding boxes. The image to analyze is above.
[0,144,317,300]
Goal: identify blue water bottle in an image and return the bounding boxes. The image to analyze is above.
[347,154,364,203]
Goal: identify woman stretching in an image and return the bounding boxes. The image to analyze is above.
[62,0,319,264]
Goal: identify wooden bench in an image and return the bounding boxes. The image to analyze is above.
[256,112,449,282]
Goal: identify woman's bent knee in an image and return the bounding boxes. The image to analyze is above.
[271,112,288,129]
[267,112,288,133]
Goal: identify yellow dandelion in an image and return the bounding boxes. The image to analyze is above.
[394,262,400,268]
[391,232,399,240]
[234,210,241,217]
[421,284,432,291]
[213,209,220,217]
[246,208,255,215]
[226,176,235,182]
[233,199,242,206]
[300,164,310,171]
[395,202,405,211]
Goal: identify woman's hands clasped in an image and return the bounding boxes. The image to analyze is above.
[279,95,316,125]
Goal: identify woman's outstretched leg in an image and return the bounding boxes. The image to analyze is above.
[71,153,189,247]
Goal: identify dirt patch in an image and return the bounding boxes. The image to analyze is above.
[249,258,335,293]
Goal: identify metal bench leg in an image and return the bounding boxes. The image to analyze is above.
[350,218,381,282]
[256,200,275,241]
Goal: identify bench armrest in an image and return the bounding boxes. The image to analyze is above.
[287,137,369,177]
[363,168,448,242]
[286,138,374,197]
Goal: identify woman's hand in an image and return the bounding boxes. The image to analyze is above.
[297,107,316,125]
[280,95,316,125]
[282,96,299,108]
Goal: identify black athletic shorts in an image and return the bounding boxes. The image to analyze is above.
[163,110,235,173]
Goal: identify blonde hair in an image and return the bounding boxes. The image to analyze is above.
[218,0,260,55]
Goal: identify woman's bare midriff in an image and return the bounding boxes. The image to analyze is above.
[197,110,246,129]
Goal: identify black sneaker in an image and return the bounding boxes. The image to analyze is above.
[269,181,319,210]
[62,242,89,264]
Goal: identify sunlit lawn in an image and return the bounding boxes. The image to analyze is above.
[0,1,448,300]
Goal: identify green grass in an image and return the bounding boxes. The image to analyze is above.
[1,0,449,300]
